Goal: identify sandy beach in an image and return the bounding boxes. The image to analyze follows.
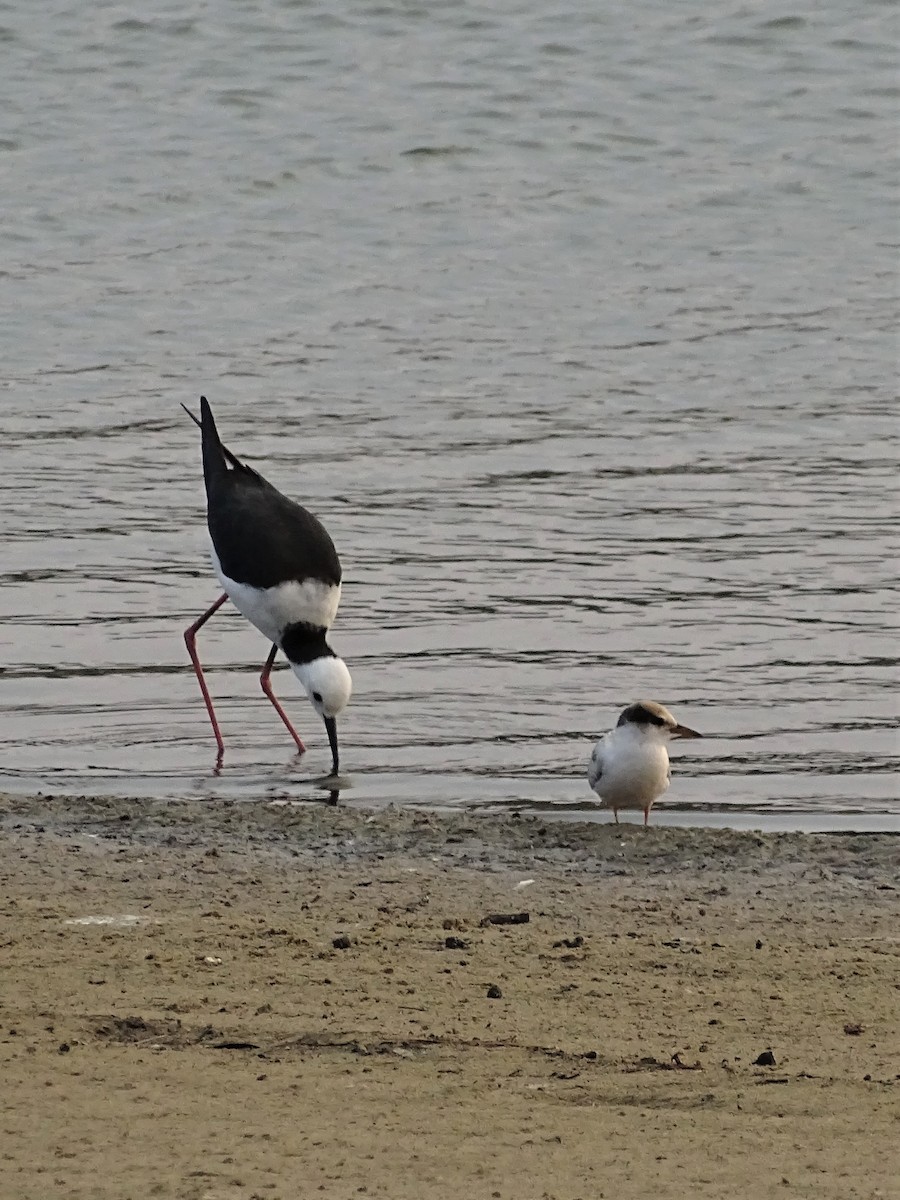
[0,793,897,1200]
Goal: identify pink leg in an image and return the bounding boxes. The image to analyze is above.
[643,807,650,827]
[260,644,306,754]
[184,593,228,758]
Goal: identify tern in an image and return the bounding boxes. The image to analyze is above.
[182,396,351,775]
[588,701,702,825]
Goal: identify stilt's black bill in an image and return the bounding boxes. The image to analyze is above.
[324,716,339,776]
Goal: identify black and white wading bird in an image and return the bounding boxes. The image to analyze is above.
[182,397,351,775]
[588,701,701,826]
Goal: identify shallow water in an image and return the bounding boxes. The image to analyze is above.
[1,1,898,829]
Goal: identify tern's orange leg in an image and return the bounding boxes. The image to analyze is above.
[184,593,228,758]
[260,644,306,754]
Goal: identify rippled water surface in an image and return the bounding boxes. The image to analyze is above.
[2,1,897,827]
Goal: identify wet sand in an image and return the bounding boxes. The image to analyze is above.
[1,793,897,1200]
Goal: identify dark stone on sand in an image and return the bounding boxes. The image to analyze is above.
[481,912,529,927]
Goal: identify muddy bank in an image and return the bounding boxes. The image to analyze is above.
[0,795,897,1199]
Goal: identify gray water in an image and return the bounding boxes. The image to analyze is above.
[2,1,898,829]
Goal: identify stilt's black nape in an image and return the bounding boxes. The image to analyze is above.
[324,716,339,777]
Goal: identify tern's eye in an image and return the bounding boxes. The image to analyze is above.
[312,691,323,703]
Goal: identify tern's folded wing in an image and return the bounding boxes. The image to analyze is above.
[587,743,604,790]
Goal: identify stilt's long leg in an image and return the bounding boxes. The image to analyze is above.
[184,593,228,757]
[259,644,306,754]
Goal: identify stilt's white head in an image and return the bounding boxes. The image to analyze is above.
[292,655,352,778]
[292,656,352,720]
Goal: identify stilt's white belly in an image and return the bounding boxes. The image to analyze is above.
[211,545,341,644]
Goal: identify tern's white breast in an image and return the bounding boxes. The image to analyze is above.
[589,731,671,810]
[211,546,341,644]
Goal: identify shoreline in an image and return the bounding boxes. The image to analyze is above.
[2,790,898,874]
[1,794,897,1199]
